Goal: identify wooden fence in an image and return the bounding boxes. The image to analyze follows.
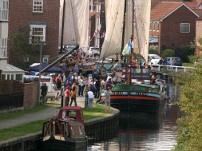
[0,79,24,111]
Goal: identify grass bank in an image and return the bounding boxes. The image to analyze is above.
[0,103,107,141]
[0,104,50,121]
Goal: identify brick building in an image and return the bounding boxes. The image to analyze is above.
[8,0,60,68]
[150,1,199,54]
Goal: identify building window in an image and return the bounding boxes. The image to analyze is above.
[33,0,43,13]
[0,0,9,20]
[180,23,190,33]
[30,24,46,44]
[0,38,7,58]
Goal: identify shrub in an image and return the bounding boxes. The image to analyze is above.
[161,49,175,59]
[176,44,194,62]
[149,45,158,54]
[188,55,199,64]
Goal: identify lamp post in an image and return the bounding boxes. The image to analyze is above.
[38,43,43,104]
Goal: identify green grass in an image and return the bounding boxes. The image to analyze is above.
[0,104,51,121]
[0,103,107,141]
[0,120,45,141]
[83,103,108,121]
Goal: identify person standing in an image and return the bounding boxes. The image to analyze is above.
[55,74,62,100]
[95,79,100,98]
[87,90,94,109]
[78,75,85,96]
[70,86,77,106]
[105,87,112,112]
[65,87,70,106]
[83,84,89,108]
[41,83,48,103]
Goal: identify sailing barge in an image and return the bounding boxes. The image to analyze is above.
[99,0,166,114]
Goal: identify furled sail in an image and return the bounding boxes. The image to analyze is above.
[101,0,151,62]
[59,0,89,48]
[100,0,125,59]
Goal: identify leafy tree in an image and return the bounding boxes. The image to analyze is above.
[176,44,194,62]
[174,63,202,151]
[161,49,175,59]
[149,45,158,54]
[9,27,39,70]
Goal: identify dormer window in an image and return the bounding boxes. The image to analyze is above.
[33,0,43,13]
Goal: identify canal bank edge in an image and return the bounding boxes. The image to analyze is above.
[0,107,120,151]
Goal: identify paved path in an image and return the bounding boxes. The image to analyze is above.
[0,92,86,130]
[0,107,59,130]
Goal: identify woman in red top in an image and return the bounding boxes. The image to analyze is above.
[65,87,70,106]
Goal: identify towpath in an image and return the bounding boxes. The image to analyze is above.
[0,91,85,130]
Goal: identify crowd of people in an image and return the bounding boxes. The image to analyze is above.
[48,70,114,112]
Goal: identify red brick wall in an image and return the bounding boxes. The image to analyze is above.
[8,0,60,63]
[160,5,197,52]
[23,82,38,109]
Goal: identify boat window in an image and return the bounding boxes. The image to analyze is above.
[69,111,76,120]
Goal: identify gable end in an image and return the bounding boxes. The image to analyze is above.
[160,3,199,22]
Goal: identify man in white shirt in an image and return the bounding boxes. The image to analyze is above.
[87,90,94,109]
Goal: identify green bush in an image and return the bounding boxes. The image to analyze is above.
[161,49,175,59]
[174,64,202,151]
[149,46,158,54]
[176,44,194,62]
[188,55,200,64]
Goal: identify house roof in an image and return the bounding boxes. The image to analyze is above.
[151,1,199,21]
[0,63,24,73]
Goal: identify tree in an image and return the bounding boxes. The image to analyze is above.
[161,49,175,59]
[176,44,194,62]
[9,27,39,70]
[174,63,202,151]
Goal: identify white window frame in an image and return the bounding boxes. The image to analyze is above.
[33,0,43,13]
[29,24,46,44]
[0,38,7,58]
[0,0,9,21]
[180,23,190,33]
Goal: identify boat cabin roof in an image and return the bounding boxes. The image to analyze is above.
[57,106,84,123]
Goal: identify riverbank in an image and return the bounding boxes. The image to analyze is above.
[0,92,120,150]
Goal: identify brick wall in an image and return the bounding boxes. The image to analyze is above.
[8,0,60,64]
[24,82,38,109]
[160,5,197,52]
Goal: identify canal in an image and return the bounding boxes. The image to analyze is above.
[87,84,180,151]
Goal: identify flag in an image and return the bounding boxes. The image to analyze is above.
[122,41,132,56]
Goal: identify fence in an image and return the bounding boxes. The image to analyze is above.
[0,93,23,110]
[0,79,24,111]
[152,64,194,72]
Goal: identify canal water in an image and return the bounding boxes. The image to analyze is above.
[87,84,180,151]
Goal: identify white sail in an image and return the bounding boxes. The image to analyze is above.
[101,0,151,62]
[100,0,125,59]
[59,0,89,48]
[133,0,151,62]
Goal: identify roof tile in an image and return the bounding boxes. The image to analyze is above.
[151,2,183,20]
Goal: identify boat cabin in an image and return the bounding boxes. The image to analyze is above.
[41,106,87,150]
[57,106,84,124]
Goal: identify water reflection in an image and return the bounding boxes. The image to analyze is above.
[87,104,179,151]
